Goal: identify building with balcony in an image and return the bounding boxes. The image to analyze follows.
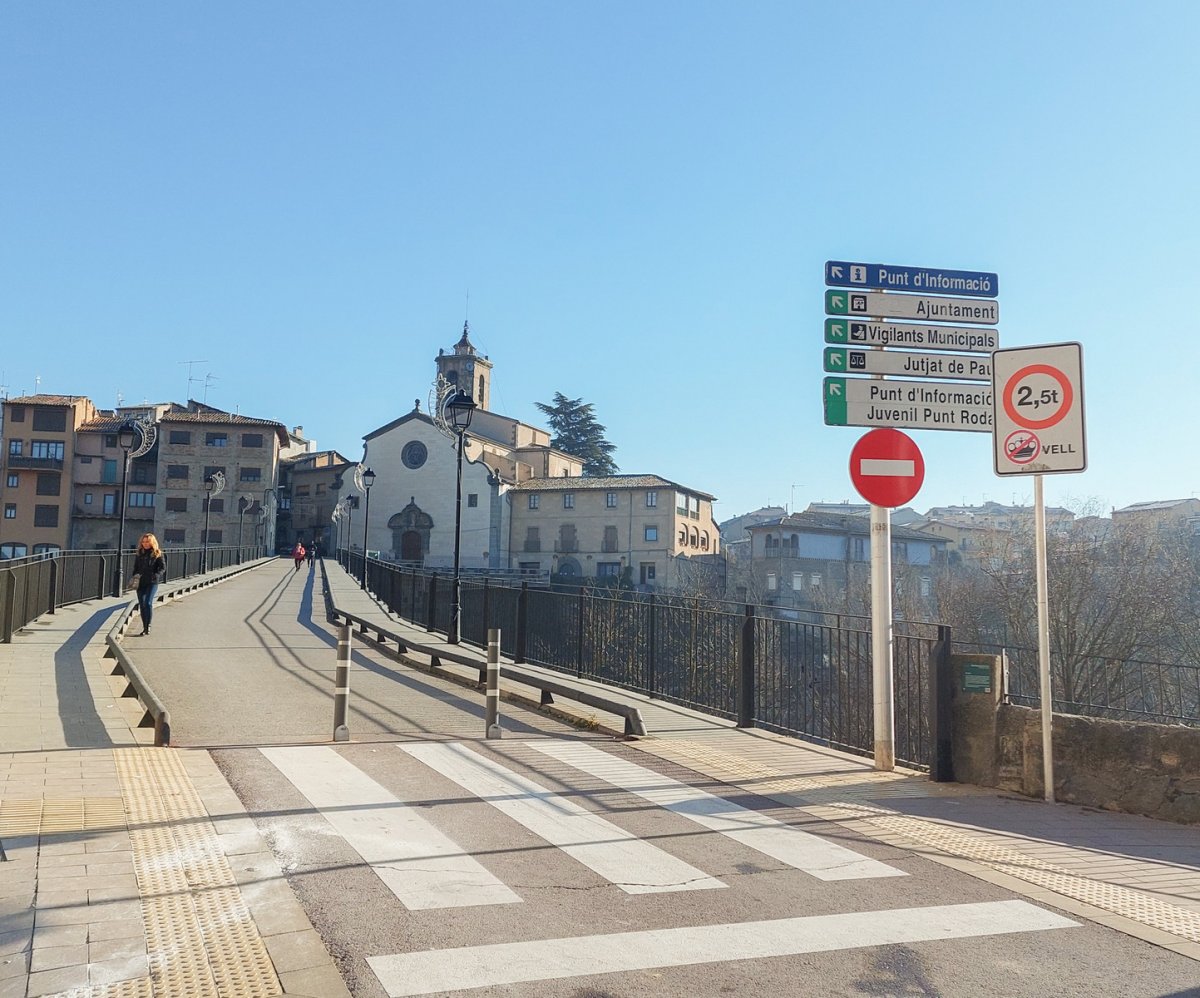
[0,395,99,557]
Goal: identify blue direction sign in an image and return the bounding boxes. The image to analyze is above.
[826,261,998,298]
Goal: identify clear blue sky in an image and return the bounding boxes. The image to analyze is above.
[3,3,1197,520]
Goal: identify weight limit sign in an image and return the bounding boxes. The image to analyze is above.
[991,342,1086,476]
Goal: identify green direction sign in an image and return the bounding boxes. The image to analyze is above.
[824,377,848,425]
[825,318,850,343]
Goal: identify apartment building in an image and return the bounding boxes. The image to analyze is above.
[0,395,98,557]
[507,475,720,591]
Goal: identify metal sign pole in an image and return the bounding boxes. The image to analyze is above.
[1034,474,1054,801]
[870,503,895,771]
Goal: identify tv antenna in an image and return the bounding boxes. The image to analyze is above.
[179,359,208,401]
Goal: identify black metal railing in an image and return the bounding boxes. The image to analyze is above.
[962,641,1200,727]
[0,544,264,642]
[340,549,943,769]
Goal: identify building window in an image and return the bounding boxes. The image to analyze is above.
[203,529,223,543]
[36,473,61,496]
[639,562,656,584]
[524,527,540,552]
[9,407,24,423]
[103,494,116,515]
[3,504,15,519]
[644,525,658,542]
[563,493,575,509]
[32,409,66,432]
[528,494,540,510]
[31,441,65,461]
[792,572,804,590]
[169,430,192,445]
[892,541,908,561]
[165,497,187,513]
[766,572,777,591]
[518,561,540,575]
[606,492,617,508]
[241,433,264,448]
[5,473,17,488]
[208,498,224,513]
[315,483,325,495]
[602,525,619,553]
[467,493,478,507]
[34,504,59,527]
[206,433,227,447]
[401,440,428,469]
[104,434,118,448]
[810,573,822,588]
[295,485,310,497]
[701,533,709,551]
[164,528,186,544]
[83,492,92,505]
[597,561,620,577]
[0,543,27,558]
[129,492,155,508]
[203,466,226,480]
[920,576,932,597]
[679,527,687,544]
[8,440,22,456]
[132,464,152,485]
[852,537,867,560]
[239,467,262,482]
[557,524,577,553]
[167,464,189,480]
[676,492,688,515]
[100,459,117,483]
[33,544,60,555]
[645,490,657,507]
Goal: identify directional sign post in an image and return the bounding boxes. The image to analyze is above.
[825,318,998,354]
[826,261,999,298]
[826,289,999,326]
[825,346,991,382]
[989,342,1086,807]
[824,377,993,433]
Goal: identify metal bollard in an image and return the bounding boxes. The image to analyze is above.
[333,623,351,742]
[485,628,502,739]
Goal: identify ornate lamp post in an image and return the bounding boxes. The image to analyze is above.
[360,467,376,590]
[237,494,253,551]
[202,471,225,573]
[112,421,139,596]
[445,391,476,643]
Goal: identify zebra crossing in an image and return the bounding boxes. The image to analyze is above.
[259,740,1079,997]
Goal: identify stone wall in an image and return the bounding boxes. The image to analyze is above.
[950,653,1200,825]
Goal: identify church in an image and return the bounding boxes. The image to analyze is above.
[359,324,721,591]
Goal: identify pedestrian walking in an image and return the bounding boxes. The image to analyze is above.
[131,533,166,636]
[292,540,306,571]
[307,540,316,566]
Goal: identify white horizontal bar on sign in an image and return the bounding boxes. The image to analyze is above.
[528,740,905,881]
[860,459,916,478]
[367,901,1077,997]
[400,742,725,894]
[260,746,520,910]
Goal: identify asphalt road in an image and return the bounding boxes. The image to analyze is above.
[129,562,1200,997]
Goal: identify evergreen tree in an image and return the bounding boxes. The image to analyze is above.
[535,392,618,477]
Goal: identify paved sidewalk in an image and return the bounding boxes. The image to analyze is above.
[0,565,350,998]
[327,561,1200,966]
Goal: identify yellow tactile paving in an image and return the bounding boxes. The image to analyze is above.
[636,737,1200,946]
[113,748,282,998]
[0,797,126,836]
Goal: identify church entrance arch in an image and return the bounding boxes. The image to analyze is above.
[389,498,433,563]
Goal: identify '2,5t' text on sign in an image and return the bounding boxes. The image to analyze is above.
[991,342,1086,476]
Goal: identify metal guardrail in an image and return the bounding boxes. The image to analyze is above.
[321,561,647,737]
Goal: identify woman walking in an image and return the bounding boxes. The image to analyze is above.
[292,540,306,571]
[132,533,166,636]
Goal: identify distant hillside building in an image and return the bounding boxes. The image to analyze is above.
[1111,498,1200,534]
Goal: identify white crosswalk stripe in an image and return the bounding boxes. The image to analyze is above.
[399,741,725,894]
[260,746,520,910]
[367,900,1079,997]
[528,740,906,880]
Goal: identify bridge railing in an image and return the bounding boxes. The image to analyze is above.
[339,549,944,770]
[0,545,264,642]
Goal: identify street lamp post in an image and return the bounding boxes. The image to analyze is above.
[237,494,253,551]
[112,421,138,596]
[260,487,276,554]
[445,391,477,644]
[201,473,225,573]
[360,467,376,590]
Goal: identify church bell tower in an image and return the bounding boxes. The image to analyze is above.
[435,321,493,411]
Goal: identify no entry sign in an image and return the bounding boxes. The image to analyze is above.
[849,428,925,508]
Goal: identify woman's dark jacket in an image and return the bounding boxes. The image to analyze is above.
[133,550,166,591]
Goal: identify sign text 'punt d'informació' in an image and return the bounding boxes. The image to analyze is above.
[824,377,993,433]
[825,260,999,298]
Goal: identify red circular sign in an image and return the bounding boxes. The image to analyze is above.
[1002,363,1074,431]
[849,429,925,508]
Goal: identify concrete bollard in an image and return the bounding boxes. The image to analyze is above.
[333,623,351,742]
[485,628,502,739]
